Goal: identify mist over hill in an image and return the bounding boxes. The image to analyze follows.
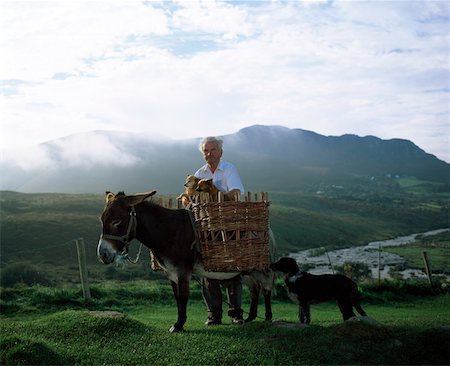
[1,125,448,194]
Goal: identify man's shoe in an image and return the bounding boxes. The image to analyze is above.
[205,318,222,326]
[231,317,245,325]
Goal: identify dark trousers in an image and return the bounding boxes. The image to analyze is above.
[202,276,243,320]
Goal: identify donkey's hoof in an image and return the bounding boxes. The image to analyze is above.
[169,325,184,333]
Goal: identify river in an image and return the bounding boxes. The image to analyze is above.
[289,228,450,279]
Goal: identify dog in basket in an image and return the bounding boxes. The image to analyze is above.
[195,178,222,201]
[270,257,367,324]
[177,175,201,207]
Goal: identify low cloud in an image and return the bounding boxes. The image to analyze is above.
[1,132,141,171]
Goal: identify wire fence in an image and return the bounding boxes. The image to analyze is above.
[0,236,157,288]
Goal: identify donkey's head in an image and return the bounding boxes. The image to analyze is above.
[97,190,156,264]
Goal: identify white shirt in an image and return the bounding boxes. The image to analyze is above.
[195,161,244,194]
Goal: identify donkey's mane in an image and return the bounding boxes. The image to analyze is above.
[140,199,184,215]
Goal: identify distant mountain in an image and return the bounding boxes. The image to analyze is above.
[1,125,448,194]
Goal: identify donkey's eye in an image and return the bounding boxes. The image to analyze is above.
[111,219,122,227]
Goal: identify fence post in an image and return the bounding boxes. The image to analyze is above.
[325,248,334,274]
[378,243,382,287]
[75,238,91,300]
[422,251,433,287]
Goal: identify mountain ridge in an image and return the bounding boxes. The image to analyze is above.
[1,124,448,194]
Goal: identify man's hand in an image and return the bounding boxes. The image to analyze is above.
[225,189,242,201]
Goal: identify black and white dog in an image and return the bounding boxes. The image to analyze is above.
[270,257,367,324]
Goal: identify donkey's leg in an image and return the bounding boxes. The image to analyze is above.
[245,283,260,322]
[169,278,189,333]
[263,289,273,321]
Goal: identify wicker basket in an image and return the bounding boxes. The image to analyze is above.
[191,197,270,271]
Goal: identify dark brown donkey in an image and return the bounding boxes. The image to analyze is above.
[97,190,274,333]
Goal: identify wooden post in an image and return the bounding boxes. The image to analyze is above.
[75,238,91,300]
[378,243,382,287]
[234,191,240,201]
[325,248,334,274]
[422,251,433,287]
[218,192,226,241]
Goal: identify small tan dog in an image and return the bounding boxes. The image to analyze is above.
[196,178,222,201]
[177,175,200,206]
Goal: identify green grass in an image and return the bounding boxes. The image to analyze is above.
[382,231,450,273]
[1,281,450,365]
[2,299,449,365]
[383,245,450,273]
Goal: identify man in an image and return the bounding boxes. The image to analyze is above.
[195,136,245,325]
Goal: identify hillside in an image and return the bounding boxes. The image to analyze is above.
[1,176,448,282]
[1,125,448,194]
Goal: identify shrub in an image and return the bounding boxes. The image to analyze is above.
[273,278,289,300]
[0,262,50,287]
[29,287,83,307]
[334,261,372,282]
[361,278,445,303]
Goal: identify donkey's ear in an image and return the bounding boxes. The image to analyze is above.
[105,191,115,203]
[126,190,157,206]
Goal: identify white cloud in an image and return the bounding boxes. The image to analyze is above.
[0,0,448,163]
[1,132,140,170]
[172,0,253,39]
[0,1,169,80]
[51,132,141,167]
[1,144,55,171]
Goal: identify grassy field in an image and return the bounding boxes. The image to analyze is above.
[1,280,449,365]
[383,231,450,273]
[384,245,449,273]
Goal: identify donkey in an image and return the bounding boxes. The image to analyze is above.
[97,190,274,333]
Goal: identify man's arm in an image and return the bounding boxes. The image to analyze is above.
[225,163,244,198]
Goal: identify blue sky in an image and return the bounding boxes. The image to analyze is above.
[1,0,449,163]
